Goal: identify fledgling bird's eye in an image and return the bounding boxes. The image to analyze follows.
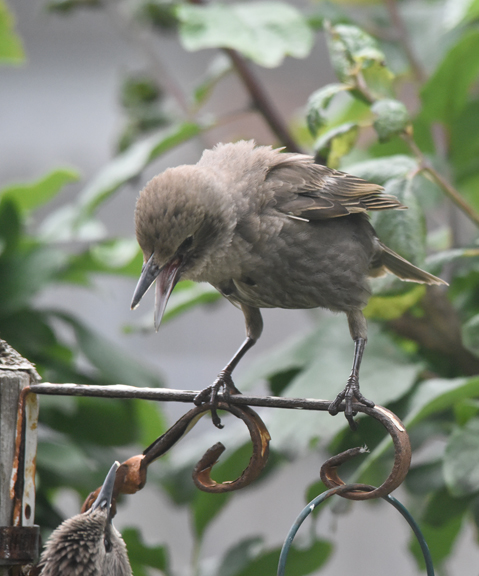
[179,235,194,253]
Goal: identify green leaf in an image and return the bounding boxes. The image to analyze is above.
[177,2,314,68]
[0,197,21,253]
[325,23,381,81]
[462,313,479,358]
[371,99,410,142]
[0,168,80,214]
[80,122,202,216]
[324,23,393,97]
[344,155,417,185]
[421,28,479,123]
[41,396,140,447]
[214,537,264,576]
[0,245,67,313]
[371,176,427,266]
[242,316,421,451]
[233,539,332,576]
[444,418,479,496]
[405,376,479,428]
[121,528,170,576]
[405,460,445,495]
[40,122,202,241]
[60,239,142,284]
[364,285,426,320]
[52,311,164,388]
[443,0,479,29]
[306,83,351,136]
[0,0,25,63]
[451,100,479,180]
[313,122,359,168]
[409,514,463,571]
[193,491,230,539]
[163,281,221,323]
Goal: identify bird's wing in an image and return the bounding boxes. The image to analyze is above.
[265,157,406,220]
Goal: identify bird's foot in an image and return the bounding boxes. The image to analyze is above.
[194,370,240,429]
[328,375,374,431]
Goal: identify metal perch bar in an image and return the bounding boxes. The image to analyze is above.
[12,382,412,515]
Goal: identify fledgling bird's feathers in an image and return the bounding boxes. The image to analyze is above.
[131,140,447,424]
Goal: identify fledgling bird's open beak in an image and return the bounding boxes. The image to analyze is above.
[130,253,183,331]
[91,461,119,521]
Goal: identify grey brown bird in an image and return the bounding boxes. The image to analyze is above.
[37,462,132,576]
[131,140,446,427]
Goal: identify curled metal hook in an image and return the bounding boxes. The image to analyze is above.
[320,404,411,500]
[82,400,270,511]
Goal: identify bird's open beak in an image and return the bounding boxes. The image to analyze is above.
[130,253,183,331]
[91,461,119,519]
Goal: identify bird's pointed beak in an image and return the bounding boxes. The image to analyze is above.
[130,252,183,332]
[91,461,119,518]
[131,253,161,311]
[153,256,183,331]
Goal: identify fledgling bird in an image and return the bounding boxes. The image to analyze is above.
[131,140,446,427]
[36,462,132,576]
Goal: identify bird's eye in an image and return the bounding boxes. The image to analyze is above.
[179,235,194,252]
[104,536,112,553]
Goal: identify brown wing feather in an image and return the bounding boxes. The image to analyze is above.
[266,156,406,220]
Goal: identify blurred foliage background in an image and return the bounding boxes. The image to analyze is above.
[3,0,479,573]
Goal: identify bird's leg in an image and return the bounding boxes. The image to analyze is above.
[329,310,374,430]
[194,336,256,428]
[195,304,263,429]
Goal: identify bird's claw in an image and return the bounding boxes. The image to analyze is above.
[194,370,240,429]
[328,375,374,431]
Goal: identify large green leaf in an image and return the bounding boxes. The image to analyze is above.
[60,239,142,285]
[421,28,479,123]
[371,176,427,266]
[313,122,359,168]
[443,418,479,496]
[52,311,164,387]
[0,244,67,313]
[344,155,418,185]
[371,99,410,143]
[177,2,313,68]
[40,122,202,241]
[233,539,332,576]
[324,23,394,97]
[121,528,171,576]
[0,0,25,63]
[241,316,421,452]
[0,168,80,214]
[306,83,351,136]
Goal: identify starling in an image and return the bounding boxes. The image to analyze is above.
[131,140,446,427]
[37,462,132,576]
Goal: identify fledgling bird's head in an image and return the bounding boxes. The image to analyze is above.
[131,164,235,329]
[38,462,132,576]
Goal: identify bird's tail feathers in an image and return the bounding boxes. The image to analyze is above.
[378,242,448,286]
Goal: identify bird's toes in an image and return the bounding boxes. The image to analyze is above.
[194,385,213,406]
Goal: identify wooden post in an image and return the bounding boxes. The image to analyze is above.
[0,341,40,573]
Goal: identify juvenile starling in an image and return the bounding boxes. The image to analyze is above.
[37,462,132,576]
[131,140,446,427]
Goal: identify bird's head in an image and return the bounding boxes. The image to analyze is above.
[131,165,234,330]
[38,462,132,576]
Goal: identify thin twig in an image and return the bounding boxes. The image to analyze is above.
[402,133,479,227]
[224,49,302,153]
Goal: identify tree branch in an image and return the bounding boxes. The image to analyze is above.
[223,49,302,153]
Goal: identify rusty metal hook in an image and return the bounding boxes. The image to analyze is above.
[81,400,270,512]
[320,404,411,500]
